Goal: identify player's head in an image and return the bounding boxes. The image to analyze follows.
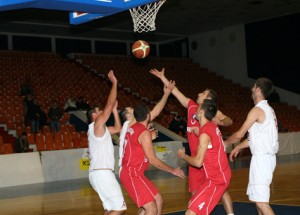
[134,103,150,123]
[197,89,218,105]
[252,78,273,101]
[196,99,217,121]
[120,107,134,122]
[87,105,103,123]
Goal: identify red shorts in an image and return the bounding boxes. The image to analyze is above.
[189,166,205,193]
[188,179,229,215]
[120,167,158,208]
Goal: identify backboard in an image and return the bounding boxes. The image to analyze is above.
[0,0,159,25]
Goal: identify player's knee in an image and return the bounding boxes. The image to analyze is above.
[255,202,269,210]
[117,210,126,215]
[155,193,163,205]
[143,201,158,215]
[107,210,125,215]
[185,209,196,215]
[147,206,157,215]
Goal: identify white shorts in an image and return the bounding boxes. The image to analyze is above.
[247,154,276,202]
[89,170,127,211]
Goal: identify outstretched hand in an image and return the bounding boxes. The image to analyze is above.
[163,80,176,95]
[150,129,158,140]
[147,123,158,140]
[149,68,165,79]
[212,116,221,125]
[177,148,186,159]
[172,167,185,179]
[108,70,117,84]
[191,126,199,136]
[229,146,240,162]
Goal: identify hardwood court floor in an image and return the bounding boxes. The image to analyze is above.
[0,154,300,215]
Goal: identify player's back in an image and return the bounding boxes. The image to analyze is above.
[201,122,231,185]
[122,123,149,172]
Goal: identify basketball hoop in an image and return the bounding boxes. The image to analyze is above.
[129,0,166,33]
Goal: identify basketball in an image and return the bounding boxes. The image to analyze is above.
[131,40,150,58]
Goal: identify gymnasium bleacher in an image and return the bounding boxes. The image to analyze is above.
[0,50,300,154]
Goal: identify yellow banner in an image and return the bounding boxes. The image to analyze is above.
[155,146,167,152]
[80,158,90,170]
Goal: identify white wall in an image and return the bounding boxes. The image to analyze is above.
[189,25,300,109]
[41,149,89,182]
[0,141,186,187]
[0,152,45,188]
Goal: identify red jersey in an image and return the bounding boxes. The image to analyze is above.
[188,122,231,214]
[121,122,149,173]
[186,100,205,192]
[187,100,200,156]
[120,122,158,207]
[200,122,231,184]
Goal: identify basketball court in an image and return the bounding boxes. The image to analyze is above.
[0,154,300,214]
[1,1,300,215]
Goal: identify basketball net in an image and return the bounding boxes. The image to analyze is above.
[129,0,166,33]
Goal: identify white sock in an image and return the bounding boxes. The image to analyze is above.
[228,213,234,215]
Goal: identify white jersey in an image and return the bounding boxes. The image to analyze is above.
[88,122,115,170]
[118,120,130,167]
[248,100,279,155]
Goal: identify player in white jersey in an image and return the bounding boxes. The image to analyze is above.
[87,70,126,215]
[225,77,278,215]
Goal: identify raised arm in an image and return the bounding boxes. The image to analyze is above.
[150,80,175,121]
[150,68,190,108]
[94,70,118,136]
[213,110,233,127]
[108,101,122,135]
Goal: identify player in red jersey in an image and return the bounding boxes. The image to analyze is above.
[178,99,231,215]
[150,68,234,215]
[120,103,185,215]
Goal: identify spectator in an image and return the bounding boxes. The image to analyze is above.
[64,96,78,112]
[39,105,48,129]
[23,94,34,126]
[27,98,41,133]
[169,115,186,136]
[76,96,90,110]
[14,132,30,153]
[48,100,63,132]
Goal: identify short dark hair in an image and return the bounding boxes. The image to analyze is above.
[207,88,218,104]
[255,78,273,98]
[134,103,149,122]
[201,99,217,121]
[120,107,129,122]
[87,105,100,124]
